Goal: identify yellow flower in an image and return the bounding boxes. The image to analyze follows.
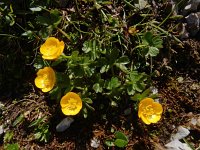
[138,98,163,125]
[128,26,139,35]
[34,67,56,92]
[60,92,82,116]
[40,37,64,60]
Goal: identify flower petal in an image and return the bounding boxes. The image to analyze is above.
[60,92,81,108]
[34,67,56,92]
[152,102,163,114]
[35,76,45,88]
[60,92,82,116]
[139,98,154,109]
[40,37,64,60]
[61,106,81,116]
[140,114,151,125]
[147,114,161,123]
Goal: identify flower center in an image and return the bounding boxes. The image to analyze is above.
[66,98,78,110]
[143,105,154,116]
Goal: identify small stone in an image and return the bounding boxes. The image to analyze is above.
[171,126,190,141]
[56,117,74,132]
[197,117,200,127]
[90,137,100,148]
[165,139,192,150]
[190,118,197,125]
[185,13,200,36]
[0,125,4,135]
[177,77,184,83]
[150,86,158,94]
[183,0,200,15]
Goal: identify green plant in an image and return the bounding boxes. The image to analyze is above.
[105,131,129,148]
[4,143,19,150]
[28,116,50,143]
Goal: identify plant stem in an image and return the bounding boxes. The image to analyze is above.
[57,27,71,41]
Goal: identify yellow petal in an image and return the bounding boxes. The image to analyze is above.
[147,114,161,123]
[61,106,81,116]
[34,67,56,92]
[139,98,154,109]
[35,76,45,88]
[152,102,163,114]
[57,41,64,54]
[60,92,82,116]
[40,37,64,60]
[41,87,52,93]
[140,114,151,125]
[60,92,81,108]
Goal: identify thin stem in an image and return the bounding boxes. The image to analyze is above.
[57,27,71,41]
[0,34,19,39]
[150,22,183,44]
[158,0,185,27]
[150,56,152,73]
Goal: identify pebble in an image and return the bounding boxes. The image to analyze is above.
[170,126,190,141]
[56,117,74,132]
[90,137,100,148]
[0,125,4,135]
[165,139,192,150]
[185,13,200,36]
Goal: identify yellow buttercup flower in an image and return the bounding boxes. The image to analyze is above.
[128,26,139,35]
[60,92,82,116]
[138,98,163,125]
[34,67,56,92]
[40,37,64,60]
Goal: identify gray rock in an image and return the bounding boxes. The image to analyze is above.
[183,0,200,15]
[185,13,200,36]
[90,137,100,148]
[165,139,192,150]
[171,126,190,141]
[56,117,74,132]
[0,125,4,135]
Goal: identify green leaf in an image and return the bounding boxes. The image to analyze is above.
[148,46,159,57]
[107,77,121,90]
[140,88,151,98]
[34,132,42,140]
[82,98,93,104]
[114,139,128,148]
[93,83,103,93]
[82,40,92,53]
[114,131,128,141]
[105,140,115,147]
[51,56,67,67]
[115,63,129,73]
[30,7,42,12]
[85,103,95,111]
[49,86,62,100]
[4,131,14,143]
[83,108,88,118]
[12,114,24,127]
[144,31,153,45]
[131,93,143,101]
[152,36,163,48]
[33,56,45,69]
[127,84,135,95]
[21,30,34,39]
[109,49,119,64]
[29,116,46,128]
[36,9,61,27]
[100,65,110,73]
[4,143,19,150]
[115,56,130,64]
